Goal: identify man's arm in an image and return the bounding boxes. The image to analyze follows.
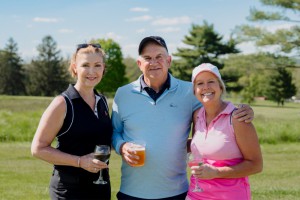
[111,97,126,155]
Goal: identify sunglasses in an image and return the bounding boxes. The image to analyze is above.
[76,43,102,51]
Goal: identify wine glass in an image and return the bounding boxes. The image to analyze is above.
[187,153,203,192]
[93,145,111,184]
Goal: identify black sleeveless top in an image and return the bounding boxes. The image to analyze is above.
[54,84,112,176]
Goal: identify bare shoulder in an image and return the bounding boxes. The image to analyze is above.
[232,116,256,136]
[44,95,66,116]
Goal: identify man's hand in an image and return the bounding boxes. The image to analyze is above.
[233,104,254,123]
[120,142,140,167]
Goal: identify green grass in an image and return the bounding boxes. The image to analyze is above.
[0,142,299,200]
[227,98,300,144]
[1,96,300,143]
[0,142,121,200]
[1,95,300,199]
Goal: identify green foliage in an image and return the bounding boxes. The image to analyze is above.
[241,74,260,104]
[266,67,296,106]
[222,53,297,104]
[123,56,141,82]
[0,38,25,95]
[235,0,300,56]
[171,21,239,81]
[25,35,70,96]
[91,38,128,96]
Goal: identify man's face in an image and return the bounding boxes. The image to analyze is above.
[137,42,171,85]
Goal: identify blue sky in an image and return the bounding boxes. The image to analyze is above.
[0,0,287,60]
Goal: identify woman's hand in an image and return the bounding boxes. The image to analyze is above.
[79,153,108,173]
[191,164,219,180]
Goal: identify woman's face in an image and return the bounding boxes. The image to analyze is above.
[193,71,223,105]
[74,52,105,89]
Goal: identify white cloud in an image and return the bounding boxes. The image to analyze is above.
[123,43,139,58]
[33,17,58,23]
[126,15,153,22]
[155,27,180,33]
[152,16,191,26]
[136,28,146,33]
[265,23,294,33]
[237,41,280,54]
[237,41,257,54]
[58,29,73,33]
[106,32,123,41]
[130,7,149,12]
[254,23,294,33]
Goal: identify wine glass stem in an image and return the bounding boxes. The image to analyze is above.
[98,169,103,181]
[195,177,200,189]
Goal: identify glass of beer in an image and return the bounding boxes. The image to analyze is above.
[128,141,146,167]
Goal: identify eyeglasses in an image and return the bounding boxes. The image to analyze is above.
[76,43,102,51]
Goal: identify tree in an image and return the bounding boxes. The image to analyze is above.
[171,21,239,81]
[26,35,70,96]
[0,38,25,95]
[91,38,128,96]
[240,74,260,104]
[234,0,300,98]
[123,56,141,83]
[267,67,296,106]
[235,0,300,56]
[222,53,296,103]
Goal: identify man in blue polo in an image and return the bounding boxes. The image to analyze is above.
[112,36,253,200]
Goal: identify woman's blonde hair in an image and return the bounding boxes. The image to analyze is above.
[69,44,106,78]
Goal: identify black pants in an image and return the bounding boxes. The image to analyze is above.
[117,191,187,200]
[49,169,111,200]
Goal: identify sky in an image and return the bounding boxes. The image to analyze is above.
[0,0,291,61]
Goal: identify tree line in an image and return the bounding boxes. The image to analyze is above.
[0,36,128,97]
[0,0,299,106]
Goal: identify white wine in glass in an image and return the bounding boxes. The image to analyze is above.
[187,153,203,192]
[93,145,110,184]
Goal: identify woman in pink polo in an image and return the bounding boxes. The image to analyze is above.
[186,63,263,200]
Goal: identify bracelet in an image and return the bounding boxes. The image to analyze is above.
[77,156,81,168]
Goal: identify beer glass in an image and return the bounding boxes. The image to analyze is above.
[129,141,146,167]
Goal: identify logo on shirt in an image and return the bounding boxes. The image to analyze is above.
[170,103,177,107]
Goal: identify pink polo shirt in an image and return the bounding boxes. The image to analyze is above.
[187,102,251,200]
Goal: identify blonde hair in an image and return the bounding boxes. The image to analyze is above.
[69,45,106,78]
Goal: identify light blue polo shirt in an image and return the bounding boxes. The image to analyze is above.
[112,74,201,199]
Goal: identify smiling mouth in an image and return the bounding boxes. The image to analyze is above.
[202,92,213,97]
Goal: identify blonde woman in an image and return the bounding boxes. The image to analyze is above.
[31,44,112,199]
[186,63,263,200]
